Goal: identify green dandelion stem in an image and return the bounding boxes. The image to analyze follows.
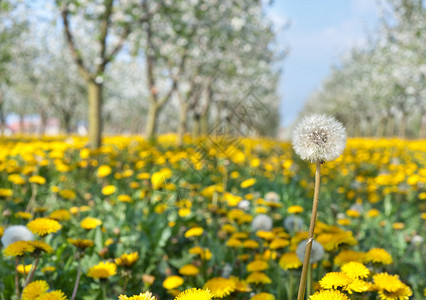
[297,162,321,300]
[14,258,20,299]
[23,257,39,288]
[101,280,107,300]
[287,271,294,300]
[70,255,82,300]
[120,272,130,295]
[25,183,38,213]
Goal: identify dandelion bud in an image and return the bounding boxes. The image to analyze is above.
[292,114,346,163]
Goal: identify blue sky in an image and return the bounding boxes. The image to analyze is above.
[268,0,380,127]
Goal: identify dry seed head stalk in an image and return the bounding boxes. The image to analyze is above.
[292,114,346,163]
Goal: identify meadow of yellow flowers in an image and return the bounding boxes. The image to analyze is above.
[0,135,425,300]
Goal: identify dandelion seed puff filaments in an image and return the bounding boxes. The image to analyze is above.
[1,225,34,248]
[292,114,346,163]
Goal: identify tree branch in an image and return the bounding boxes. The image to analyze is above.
[97,0,114,74]
[59,3,92,81]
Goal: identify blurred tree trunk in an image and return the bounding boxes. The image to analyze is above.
[420,113,426,139]
[88,81,102,147]
[375,117,386,137]
[192,113,201,137]
[0,91,5,136]
[398,113,407,139]
[200,83,212,135]
[386,116,395,137]
[62,111,72,134]
[19,113,24,134]
[59,0,138,148]
[177,100,188,146]
[39,110,47,136]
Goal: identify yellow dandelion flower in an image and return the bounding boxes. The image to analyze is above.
[341,262,370,279]
[36,290,67,300]
[334,250,366,266]
[17,264,33,274]
[316,231,357,251]
[346,209,360,218]
[309,290,349,300]
[80,217,102,230]
[59,189,76,200]
[163,275,184,290]
[29,175,46,185]
[87,261,117,279]
[68,238,94,250]
[178,264,199,276]
[189,246,212,260]
[42,266,56,273]
[250,293,275,300]
[366,248,393,265]
[344,278,371,294]
[204,277,236,298]
[320,272,352,289]
[337,218,351,226]
[246,260,268,272]
[241,178,256,188]
[118,194,132,202]
[21,280,49,300]
[392,222,405,230]
[49,209,71,221]
[184,227,204,238]
[4,241,35,256]
[15,211,33,220]
[27,218,62,236]
[221,224,236,233]
[102,185,116,196]
[378,283,412,300]
[8,174,26,185]
[0,188,13,197]
[243,240,259,249]
[97,165,112,178]
[246,272,272,284]
[230,276,251,292]
[31,240,54,254]
[119,291,156,300]
[279,252,302,270]
[256,230,275,240]
[373,273,404,293]
[0,225,4,238]
[270,238,289,249]
[226,239,242,248]
[231,232,249,240]
[367,209,380,218]
[175,288,213,300]
[288,205,304,214]
[115,252,139,267]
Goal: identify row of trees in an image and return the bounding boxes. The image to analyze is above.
[301,0,426,138]
[1,0,283,147]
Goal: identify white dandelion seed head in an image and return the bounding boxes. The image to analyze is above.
[1,225,34,248]
[283,215,304,233]
[264,191,280,203]
[296,239,325,264]
[238,200,250,211]
[292,114,346,163]
[251,214,273,232]
[221,263,233,278]
[349,203,364,214]
[411,235,424,246]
